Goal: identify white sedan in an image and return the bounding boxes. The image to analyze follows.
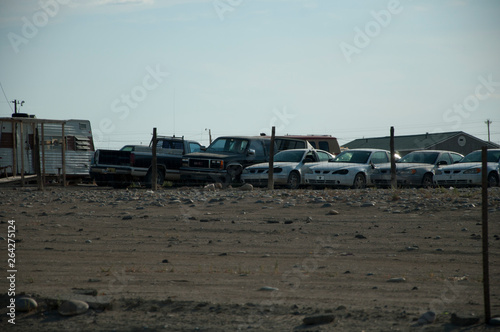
[304,149,392,189]
[241,149,334,189]
[434,149,500,187]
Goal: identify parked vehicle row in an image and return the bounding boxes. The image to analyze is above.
[243,148,500,189]
[90,132,500,189]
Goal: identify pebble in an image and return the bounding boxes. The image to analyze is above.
[258,286,278,292]
[327,209,339,215]
[122,215,132,220]
[16,297,38,312]
[302,314,335,325]
[58,299,89,316]
[387,277,406,283]
[240,183,253,191]
[490,317,500,326]
[450,313,479,326]
[417,311,436,325]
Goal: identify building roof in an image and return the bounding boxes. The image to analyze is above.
[344,131,499,152]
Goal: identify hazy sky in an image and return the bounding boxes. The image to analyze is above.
[1,0,499,149]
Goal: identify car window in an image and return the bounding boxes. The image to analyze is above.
[249,140,266,158]
[334,150,371,163]
[316,151,331,162]
[318,141,329,151]
[274,150,304,162]
[304,152,316,162]
[370,151,389,164]
[309,141,317,148]
[207,138,249,153]
[398,152,439,164]
[189,142,201,153]
[437,153,452,165]
[450,153,463,163]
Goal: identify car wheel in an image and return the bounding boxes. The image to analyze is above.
[287,172,301,189]
[145,168,165,188]
[488,172,499,187]
[352,173,366,189]
[421,173,433,188]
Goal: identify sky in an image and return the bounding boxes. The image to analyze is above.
[1,0,499,149]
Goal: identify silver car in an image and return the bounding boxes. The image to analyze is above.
[241,149,334,189]
[434,149,500,187]
[371,150,464,188]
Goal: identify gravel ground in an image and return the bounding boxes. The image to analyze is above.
[0,185,499,331]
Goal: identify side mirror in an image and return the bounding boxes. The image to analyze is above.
[437,160,448,166]
[200,146,207,151]
[247,149,256,156]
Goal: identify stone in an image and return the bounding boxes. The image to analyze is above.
[355,234,366,239]
[417,311,436,325]
[361,202,375,207]
[240,183,253,191]
[16,297,37,312]
[58,299,89,316]
[327,209,339,215]
[321,203,333,208]
[122,215,132,220]
[303,314,335,325]
[258,286,278,291]
[204,184,215,191]
[387,277,406,283]
[489,317,500,326]
[450,313,479,326]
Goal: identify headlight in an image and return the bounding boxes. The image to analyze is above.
[304,167,313,174]
[210,160,224,169]
[273,167,283,173]
[399,169,417,175]
[372,169,380,174]
[332,169,348,175]
[435,170,443,175]
[242,168,250,174]
[463,168,481,174]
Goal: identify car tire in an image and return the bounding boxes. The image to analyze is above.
[421,173,433,188]
[352,173,366,189]
[145,168,165,188]
[287,172,301,189]
[488,172,499,187]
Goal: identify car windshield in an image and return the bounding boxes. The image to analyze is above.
[274,150,305,163]
[334,151,371,164]
[398,152,439,164]
[461,150,500,163]
[206,138,249,153]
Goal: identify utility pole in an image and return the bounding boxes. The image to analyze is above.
[11,99,25,114]
[485,119,492,142]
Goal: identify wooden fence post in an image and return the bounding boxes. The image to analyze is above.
[481,146,491,322]
[267,126,275,190]
[390,126,396,189]
[151,128,158,191]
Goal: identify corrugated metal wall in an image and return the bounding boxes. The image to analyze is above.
[0,119,94,176]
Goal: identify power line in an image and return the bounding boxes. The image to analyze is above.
[0,82,14,112]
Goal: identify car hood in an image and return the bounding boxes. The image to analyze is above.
[246,162,298,169]
[375,162,433,170]
[185,152,237,159]
[438,162,496,171]
[309,162,367,171]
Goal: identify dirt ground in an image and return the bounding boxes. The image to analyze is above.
[0,184,499,331]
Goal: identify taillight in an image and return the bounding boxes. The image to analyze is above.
[130,153,135,166]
